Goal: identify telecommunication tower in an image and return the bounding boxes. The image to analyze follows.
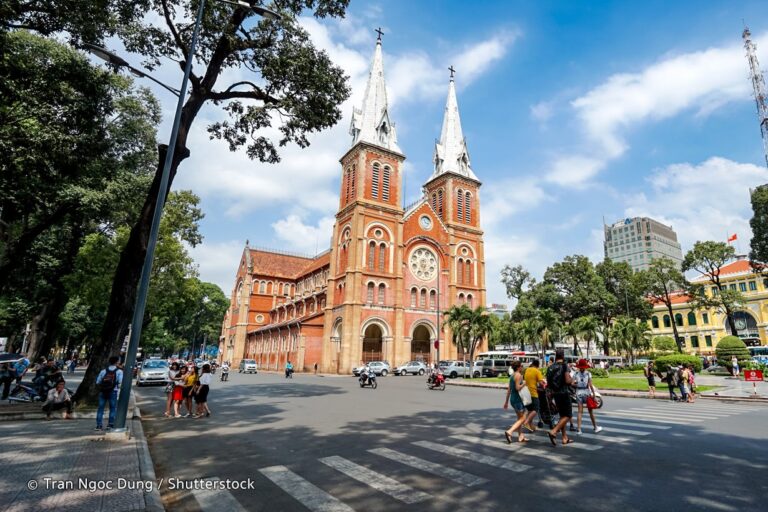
[743,27,768,168]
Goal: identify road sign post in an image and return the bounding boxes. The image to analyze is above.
[744,369,764,397]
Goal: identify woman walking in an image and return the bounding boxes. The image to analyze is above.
[164,362,180,417]
[172,366,188,418]
[194,364,212,418]
[502,361,530,444]
[573,359,603,434]
[644,361,656,399]
[682,364,695,403]
[183,366,198,417]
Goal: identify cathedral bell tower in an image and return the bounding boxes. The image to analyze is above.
[325,32,406,374]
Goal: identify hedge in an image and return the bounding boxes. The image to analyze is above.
[715,336,751,367]
[653,354,702,373]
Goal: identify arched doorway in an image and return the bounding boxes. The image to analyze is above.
[411,325,432,363]
[362,324,383,363]
[731,311,760,346]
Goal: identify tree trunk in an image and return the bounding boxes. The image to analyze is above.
[667,302,683,352]
[73,143,190,404]
[724,307,738,336]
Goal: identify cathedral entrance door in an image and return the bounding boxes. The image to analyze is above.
[411,325,431,364]
[362,324,383,363]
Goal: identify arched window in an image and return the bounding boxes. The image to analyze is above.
[378,283,386,304]
[366,282,374,303]
[431,193,437,212]
[344,168,351,203]
[368,241,376,270]
[411,288,417,307]
[458,293,465,305]
[651,316,659,328]
[350,165,356,200]
[457,258,464,284]
[465,191,472,223]
[382,166,391,201]
[465,260,472,285]
[687,312,697,326]
[467,294,473,308]
[457,189,464,220]
[429,290,436,309]
[371,163,380,199]
[259,281,266,294]
[674,313,683,327]
[420,289,427,309]
[437,189,444,218]
[236,282,243,305]
[378,243,386,272]
[663,315,671,327]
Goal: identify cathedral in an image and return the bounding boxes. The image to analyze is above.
[218,35,487,373]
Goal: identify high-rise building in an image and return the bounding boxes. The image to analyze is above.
[603,217,683,271]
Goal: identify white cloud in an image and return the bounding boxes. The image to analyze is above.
[530,100,554,123]
[271,214,336,254]
[187,239,245,294]
[483,230,547,304]
[545,33,768,188]
[482,178,549,226]
[625,157,768,251]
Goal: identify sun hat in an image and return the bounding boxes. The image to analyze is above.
[576,358,590,370]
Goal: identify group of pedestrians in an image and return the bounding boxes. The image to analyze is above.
[660,362,697,403]
[163,362,213,418]
[503,350,603,447]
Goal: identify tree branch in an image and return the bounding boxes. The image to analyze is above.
[208,88,279,103]
[161,0,189,58]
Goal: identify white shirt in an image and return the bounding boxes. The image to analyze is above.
[199,373,212,385]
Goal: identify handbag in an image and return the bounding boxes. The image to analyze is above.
[519,385,532,406]
[164,383,173,393]
[586,395,598,410]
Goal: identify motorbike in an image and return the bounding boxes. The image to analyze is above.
[8,378,73,404]
[358,371,377,389]
[220,368,230,382]
[426,371,446,391]
[285,368,294,379]
[569,384,604,409]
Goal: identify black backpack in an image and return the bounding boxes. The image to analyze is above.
[547,363,566,393]
[100,368,118,396]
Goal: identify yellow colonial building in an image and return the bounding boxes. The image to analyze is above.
[649,257,767,354]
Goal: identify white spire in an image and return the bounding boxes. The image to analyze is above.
[429,76,478,182]
[349,36,401,154]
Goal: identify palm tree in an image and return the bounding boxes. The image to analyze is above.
[610,316,651,363]
[536,309,560,361]
[443,305,491,378]
[444,304,472,360]
[518,318,540,353]
[562,321,580,356]
[573,315,599,359]
[467,307,493,377]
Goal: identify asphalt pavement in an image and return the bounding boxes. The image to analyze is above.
[137,371,768,512]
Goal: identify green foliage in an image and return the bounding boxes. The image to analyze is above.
[653,354,702,373]
[715,336,751,366]
[749,186,768,269]
[444,305,492,376]
[488,313,515,350]
[590,367,609,378]
[501,265,535,300]
[653,336,677,353]
[610,316,652,362]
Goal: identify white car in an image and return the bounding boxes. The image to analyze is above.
[239,359,258,374]
[394,361,427,376]
[136,359,169,386]
[440,360,482,379]
[352,361,391,377]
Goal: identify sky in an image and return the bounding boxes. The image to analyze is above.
[114,0,768,306]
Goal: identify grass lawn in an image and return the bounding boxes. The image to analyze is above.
[474,375,717,392]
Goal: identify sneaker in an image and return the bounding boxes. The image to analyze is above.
[184,413,191,418]
[94,426,103,431]
[594,426,603,433]
[577,429,582,435]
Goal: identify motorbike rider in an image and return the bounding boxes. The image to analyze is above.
[220,361,230,381]
[360,364,375,385]
[285,360,294,378]
[33,358,62,397]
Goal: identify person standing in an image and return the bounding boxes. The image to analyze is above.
[731,355,740,377]
[183,366,198,417]
[95,356,123,431]
[644,361,656,399]
[546,349,574,446]
[677,365,688,403]
[1,363,14,400]
[42,380,73,420]
[681,364,694,403]
[502,361,530,443]
[194,364,212,418]
[523,359,545,430]
[573,359,603,434]
[164,362,180,417]
[13,355,30,384]
[665,365,679,401]
[172,366,188,418]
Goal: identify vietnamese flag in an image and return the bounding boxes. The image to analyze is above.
[727,233,738,243]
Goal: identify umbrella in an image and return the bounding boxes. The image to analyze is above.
[0,353,24,364]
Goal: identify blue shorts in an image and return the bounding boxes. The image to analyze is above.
[576,392,591,405]
[510,401,525,413]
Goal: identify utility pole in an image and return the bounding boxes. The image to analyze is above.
[743,26,768,168]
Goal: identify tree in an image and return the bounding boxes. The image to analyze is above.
[73,0,351,404]
[682,241,743,336]
[543,256,608,323]
[501,264,535,300]
[572,315,599,358]
[444,305,491,378]
[518,318,540,353]
[749,185,768,270]
[535,309,560,361]
[715,335,751,371]
[488,313,515,350]
[652,335,677,354]
[644,258,688,353]
[611,316,651,364]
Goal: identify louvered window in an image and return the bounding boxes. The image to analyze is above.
[438,190,443,217]
[457,258,463,284]
[371,163,380,199]
[429,290,436,309]
[457,189,464,220]
[431,193,437,211]
[378,284,386,304]
[465,260,472,285]
[368,242,375,270]
[411,288,417,307]
[420,289,427,308]
[350,165,356,201]
[378,244,386,272]
[465,192,471,222]
[382,166,390,201]
[367,282,374,303]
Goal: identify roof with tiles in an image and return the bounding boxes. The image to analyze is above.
[690,258,759,283]
[249,249,317,279]
[650,291,692,306]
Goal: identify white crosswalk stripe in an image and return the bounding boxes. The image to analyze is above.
[319,455,431,504]
[596,418,671,429]
[573,431,631,443]
[593,426,651,436]
[480,429,603,451]
[369,447,488,487]
[413,440,533,470]
[259,466,355,512]
[601,411,690,424]
[622,409,721,420]
[451,434,583,460]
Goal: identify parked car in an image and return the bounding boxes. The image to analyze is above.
[441,361,473,379]
[394,361,427,376]
[136,359,169,386]
[239,359,258,374]
[482,358,515,378]
[704,364,730,375]
[352,361,391,377]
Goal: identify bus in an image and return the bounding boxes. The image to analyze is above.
[749,346,768,364]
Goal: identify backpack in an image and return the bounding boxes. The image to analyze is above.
[546,363,566,393]
[100,368,118,396]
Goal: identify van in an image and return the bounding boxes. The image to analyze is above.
[482,359,514,377]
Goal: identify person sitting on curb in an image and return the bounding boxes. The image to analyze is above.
[42,380,73,420]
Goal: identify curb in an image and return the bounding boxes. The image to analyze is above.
[445,380,768,404]
[0,391,142,421]
[131,411,165,512]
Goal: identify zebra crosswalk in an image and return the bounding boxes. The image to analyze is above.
[246,402,760,511]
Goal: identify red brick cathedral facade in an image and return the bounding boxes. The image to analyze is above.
[219,37,487,373]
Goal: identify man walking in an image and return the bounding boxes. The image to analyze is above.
[665,365,679,401]
[546,349,575,446]
[95,356,122,431]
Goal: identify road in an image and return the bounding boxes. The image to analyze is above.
[138,371,768,512]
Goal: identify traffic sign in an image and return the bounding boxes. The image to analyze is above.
[744,369,763,382]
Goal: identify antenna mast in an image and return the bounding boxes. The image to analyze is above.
[744,26,768,168]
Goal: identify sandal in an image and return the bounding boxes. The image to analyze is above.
[504,431,513,444]
[518,437,530,443]
[547,432,557,447]
[563,438,575,446]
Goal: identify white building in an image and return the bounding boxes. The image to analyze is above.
[603,217,683,271]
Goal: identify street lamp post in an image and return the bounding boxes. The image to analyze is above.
[102,0,279,432]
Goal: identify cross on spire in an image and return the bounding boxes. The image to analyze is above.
[448,65,456,79]
[375,27,384,41]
